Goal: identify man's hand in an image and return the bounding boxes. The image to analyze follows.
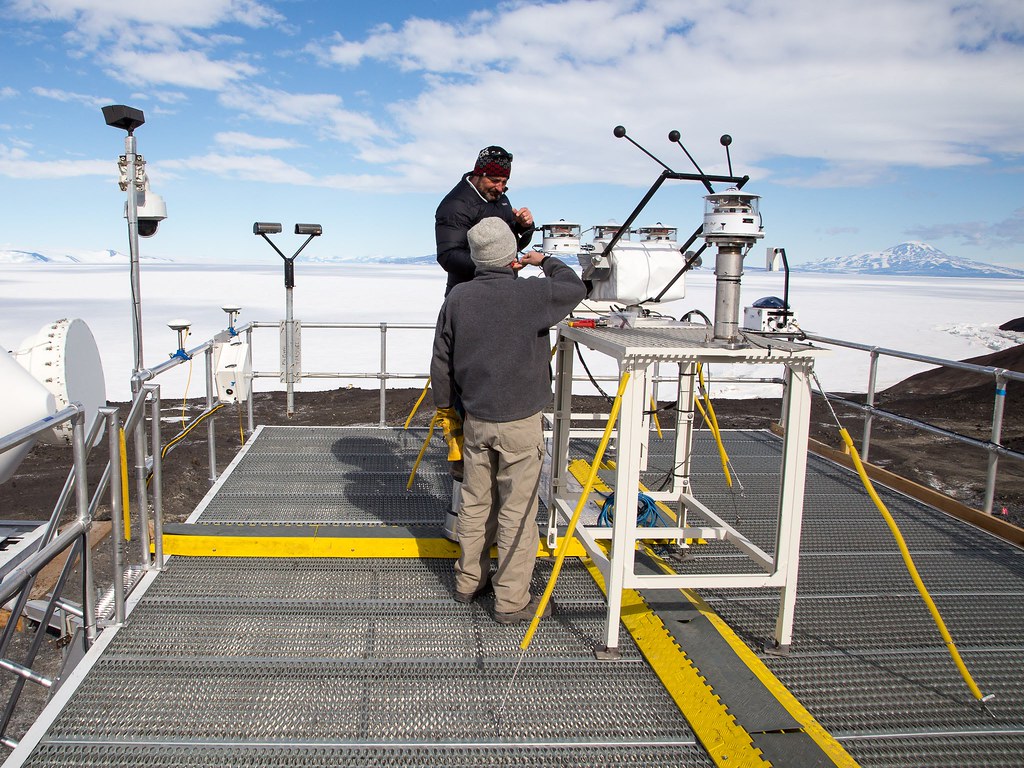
[518,250,547,268]
[513,207,534,230]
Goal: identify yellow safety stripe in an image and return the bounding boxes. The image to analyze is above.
[569,456,856,766]
[582,557,770,768]
[642,550,859,767]
[159,533,586,559]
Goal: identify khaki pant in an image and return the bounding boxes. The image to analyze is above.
[455,413,543,614]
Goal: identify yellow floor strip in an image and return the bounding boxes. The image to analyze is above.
[582,558,770,767]
[676,581,859,768]
[160,533,586,559]
[570,458,858,768]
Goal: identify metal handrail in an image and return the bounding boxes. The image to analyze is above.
[801,332,1020,514]
[0,407,92,747]
[0,383,169,747]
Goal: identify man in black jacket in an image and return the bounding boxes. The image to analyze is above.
[431,217,585,624]
[434,146,535,296]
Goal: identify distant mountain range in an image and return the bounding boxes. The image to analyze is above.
[798,242,1024,278]
[4,241,1022,278]
[0,248,171,264]
[302,253,437,265]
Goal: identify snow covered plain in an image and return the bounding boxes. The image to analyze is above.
[1,262,1021,402]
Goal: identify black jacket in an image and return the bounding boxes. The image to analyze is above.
[431,258,586,422]
[434,174,534,295]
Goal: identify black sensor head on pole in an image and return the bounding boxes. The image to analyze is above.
[294,223,322,236]
[253,222,283,235]
[102,105,145,134]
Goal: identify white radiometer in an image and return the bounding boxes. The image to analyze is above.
[540,221,581,255]
[702,189,763,243]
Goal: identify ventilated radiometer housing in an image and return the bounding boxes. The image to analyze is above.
[540,221,581,255]
[636,225,677,242]
[703,189,763,243]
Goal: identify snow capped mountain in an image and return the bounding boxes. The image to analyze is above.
[799,242,1024,278]
[302,253,437,265]
[0,249,49,264]
[0,248,171,264]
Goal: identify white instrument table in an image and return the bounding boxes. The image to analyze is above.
[549,322,822,656]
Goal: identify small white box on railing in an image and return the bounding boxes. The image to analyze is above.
[214,338,252,403]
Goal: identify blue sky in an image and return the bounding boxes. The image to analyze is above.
[1,0,1023,267]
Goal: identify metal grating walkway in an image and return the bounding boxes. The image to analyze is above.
[7,426,1024,767]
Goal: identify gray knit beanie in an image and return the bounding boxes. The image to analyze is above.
[468,217,517,270]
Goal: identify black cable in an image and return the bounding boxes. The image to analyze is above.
[574,342,612,403]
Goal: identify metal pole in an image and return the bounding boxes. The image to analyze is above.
[862,348,880,462]
[983,371,1007,515]
[245,326,255,434]
[148,385,164,569]
[102,408,126,624]
[71,412,97,646]
[131,380,151,567]
[713,244,744,344]
[124,135,144,375]
[285,285,295,417]
[205,346,217,482]
[379,323,388,427]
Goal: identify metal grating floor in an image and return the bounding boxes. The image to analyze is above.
[10,425,1024,767]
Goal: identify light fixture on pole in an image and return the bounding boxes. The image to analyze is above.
[102,104,168,375]
[253,222,323,416]
[102,105,146,376]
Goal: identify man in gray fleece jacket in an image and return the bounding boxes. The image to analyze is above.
[431,216,586,624]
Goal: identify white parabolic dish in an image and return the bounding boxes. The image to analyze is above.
[0,351,56,483]
[13,318,107,447]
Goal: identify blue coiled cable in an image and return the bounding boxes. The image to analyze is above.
[597,492,661,527]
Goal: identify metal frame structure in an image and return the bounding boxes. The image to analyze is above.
[548,323,820,656]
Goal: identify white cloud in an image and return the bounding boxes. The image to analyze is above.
[314,0,1024,189]
[0,87,18,99]
[908,207,1024,249]
[11,0,284,33]
[104,48,257,89]
[13,0,277,89]
[214,131,301,151]
[217,84,388,146]
[0,143,111,179]
[31,86,111,108]
[161,152,316,185]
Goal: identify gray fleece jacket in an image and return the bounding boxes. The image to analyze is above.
[431,258,586,422]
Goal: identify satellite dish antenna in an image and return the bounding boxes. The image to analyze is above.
[13,319,107,447]
[0,350,56,484]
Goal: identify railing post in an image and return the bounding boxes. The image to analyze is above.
[379,322,388,427]
[101,408,126,625]
[245,325,255,435]
[131,380,152,568]
[71,411,97,646]
[984,371,1007,515]
[147,384,165,569]
[205,345,217,482]
[862,348,880,463]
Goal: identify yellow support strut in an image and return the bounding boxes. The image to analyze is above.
[521,370,630,651]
